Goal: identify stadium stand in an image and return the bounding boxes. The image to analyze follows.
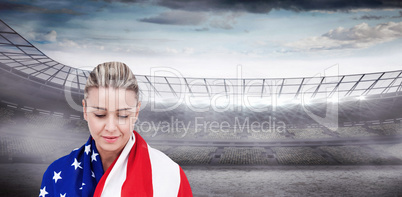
[219,147,269,165]
[0,134,76,161]
[335,126,378,137]
[367,143,402,161]
[1,19,402,167]
[167,146,217,165]
[138,126,200,140]
[287,127,334,139]
[24,111,72,132]
[205,130,242,140]
[0,107,15,125]
[369,123,402,136]
[248,130,288,140]
[272,147,332,165]
[318,146,399,165]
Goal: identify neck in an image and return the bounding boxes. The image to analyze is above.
[97,148,121,172]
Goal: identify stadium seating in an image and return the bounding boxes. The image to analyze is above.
[219,147,269,165]
[167,146,217,165]
[205,129,242,140]
[248,129,288,140]
[0,107,15,125]
[2,101,402,166]
[318,146,394,165]
[0,134,78,162]
[139,127,199,140]
[335,126,378,137]
[272,147,331,165]
[369,123,402,136]
[24,111,72,131]
[287,127,334,139]
[368,143,402,160]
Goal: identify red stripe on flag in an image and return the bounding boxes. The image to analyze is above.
[121,131,153,197]
[177,166,193,197]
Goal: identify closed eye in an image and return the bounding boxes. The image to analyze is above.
[94,114,128,118]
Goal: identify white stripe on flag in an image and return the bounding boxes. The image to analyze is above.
[148,145,181,197]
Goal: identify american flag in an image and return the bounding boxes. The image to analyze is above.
[39,131,192,197]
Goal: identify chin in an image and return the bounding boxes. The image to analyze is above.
[102,144,124,153]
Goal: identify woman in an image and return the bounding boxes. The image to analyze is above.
[39,62,192,197]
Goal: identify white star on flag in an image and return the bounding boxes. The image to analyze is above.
[60,193,66,197]
[71,158,82,170]
[91,151,99,162]
[79,183,86,190]
[84,144,91,155]
[53,171,62,183]
[91,171,95,178]
[39,186,48,197]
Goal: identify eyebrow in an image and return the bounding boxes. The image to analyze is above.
[89,106,132,111]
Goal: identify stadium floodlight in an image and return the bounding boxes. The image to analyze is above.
[358,96,366,100]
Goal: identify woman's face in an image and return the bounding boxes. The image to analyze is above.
[82,87,140,157]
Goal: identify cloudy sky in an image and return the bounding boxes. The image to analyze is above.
[1,0,402,78]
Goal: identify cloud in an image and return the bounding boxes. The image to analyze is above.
[0,1,82,15]
[182,47,194,54]
[354,15,387,20]
[40,30,57,42]
[96,0,402,13]
[156,0,402,13]
[195,27,209,31]
[58,39,81,48]
[392,10,402,18]
[96,0,145,3]
[354,10,402,20]
[26,30,57,43]
[286,21,402,51]
[139,10,242,30]
[209,12,241,30]
[139,10,207,25]
[209,19,233,29]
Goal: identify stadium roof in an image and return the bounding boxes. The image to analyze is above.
[1,19,402,104]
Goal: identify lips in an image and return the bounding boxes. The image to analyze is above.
[102,136,119,143]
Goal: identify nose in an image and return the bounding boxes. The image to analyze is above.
[105,115,118,132]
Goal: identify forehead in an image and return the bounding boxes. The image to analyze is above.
[86,87,137,109]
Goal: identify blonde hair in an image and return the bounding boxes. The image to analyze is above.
[84,62,139,102]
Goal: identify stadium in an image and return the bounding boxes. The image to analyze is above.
[1,18,402,197]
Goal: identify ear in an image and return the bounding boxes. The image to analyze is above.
[82,99,87,121]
